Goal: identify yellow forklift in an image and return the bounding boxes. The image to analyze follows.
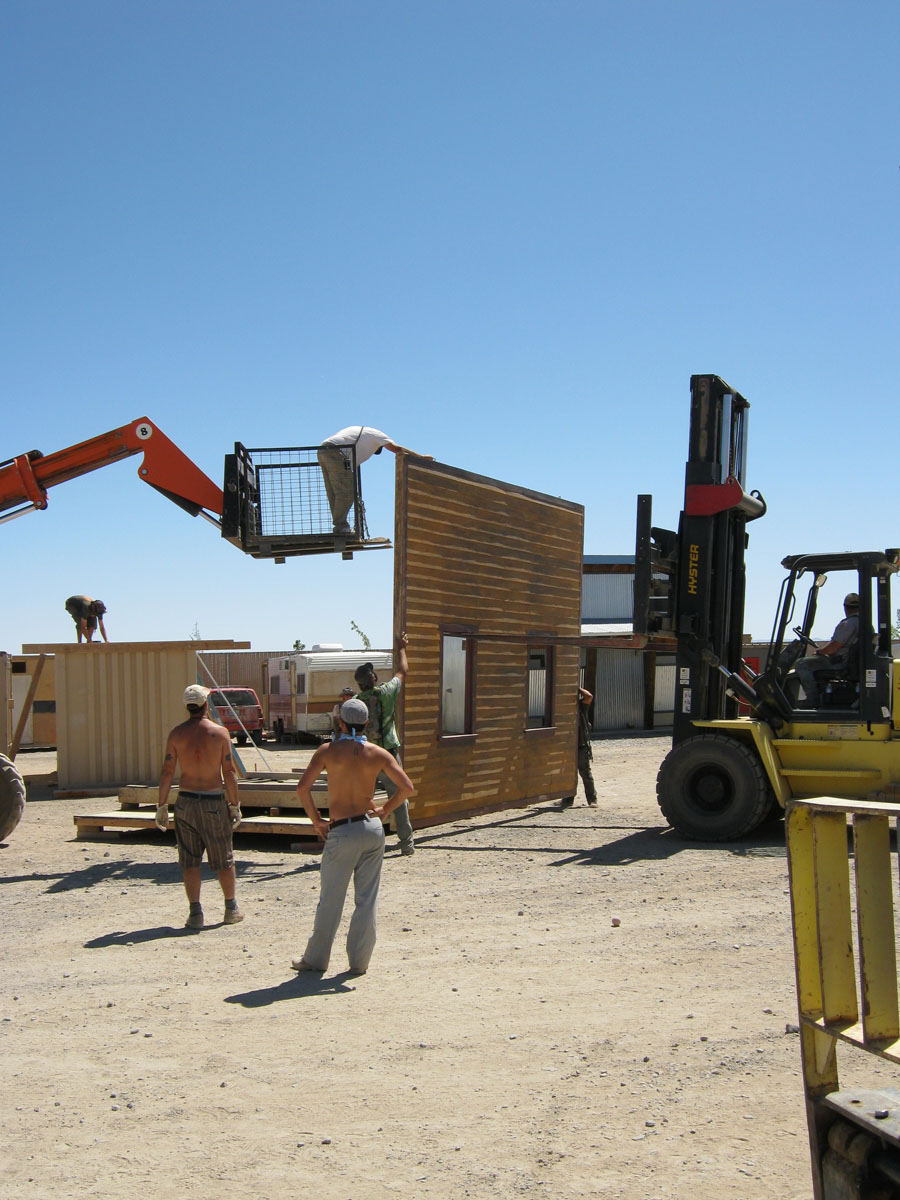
[638,375,900,841]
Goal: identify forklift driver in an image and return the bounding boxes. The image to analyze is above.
[790,592,860,708]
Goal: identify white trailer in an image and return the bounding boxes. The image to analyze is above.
[266,645,394,741]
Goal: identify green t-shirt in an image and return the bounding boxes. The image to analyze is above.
[356,675,402,750]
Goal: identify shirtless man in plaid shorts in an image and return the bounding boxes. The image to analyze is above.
[157,684,244,930]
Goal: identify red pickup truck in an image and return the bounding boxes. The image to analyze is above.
[208,687,265,745]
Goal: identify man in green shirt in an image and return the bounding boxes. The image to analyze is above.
[354,632,415,855]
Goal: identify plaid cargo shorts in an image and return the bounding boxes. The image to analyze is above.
[174,790,234,871]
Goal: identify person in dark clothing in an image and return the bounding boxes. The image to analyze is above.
[560,686,597,808]
[65,595,108,643]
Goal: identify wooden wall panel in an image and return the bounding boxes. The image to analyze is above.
[396,459,584,823]
[20,640,249,790]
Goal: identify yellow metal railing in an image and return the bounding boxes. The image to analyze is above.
[786,795,900,1197]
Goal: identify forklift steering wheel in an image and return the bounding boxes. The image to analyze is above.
[792,626,818,652]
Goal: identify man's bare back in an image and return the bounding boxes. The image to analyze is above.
[160,716,238,799]
[297,734,414,838]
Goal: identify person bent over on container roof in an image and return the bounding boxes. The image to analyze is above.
[292,697,415,975]
[156,684,244,931]
[65,595,108,643]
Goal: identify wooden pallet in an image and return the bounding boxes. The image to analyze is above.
[73,806,323,844]
[73,777,389,843]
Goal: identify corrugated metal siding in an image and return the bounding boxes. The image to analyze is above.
[399,459,584,821]
[654,661,676,714]
[591,650,645,731]
[197,651,287,693]
[53,642,243,789]
[581,573,633,622]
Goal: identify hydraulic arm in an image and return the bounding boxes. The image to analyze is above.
[0,418,223,525]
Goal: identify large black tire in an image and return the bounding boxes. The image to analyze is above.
[656,734,774,841]
[0,753,26,842]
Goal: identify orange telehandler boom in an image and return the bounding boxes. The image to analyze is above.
[0,418,223,526]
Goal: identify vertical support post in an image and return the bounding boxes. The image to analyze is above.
[9,653,47,759]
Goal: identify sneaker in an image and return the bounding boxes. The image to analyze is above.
[587,799,598,807]
[558,798,574,809]
[185,908,204,930]
[400,842,415,856]
[291,958,324,972]
[223,906,244,925]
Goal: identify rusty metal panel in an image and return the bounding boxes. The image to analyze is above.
[197,650,288,691]
[32,640,249,790]
[396,458,584,823]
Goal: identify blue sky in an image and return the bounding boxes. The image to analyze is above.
[3,1,898,655]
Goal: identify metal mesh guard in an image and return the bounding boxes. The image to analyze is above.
[249,447,333,537]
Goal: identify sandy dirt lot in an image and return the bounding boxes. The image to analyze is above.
[2,733,880,1199]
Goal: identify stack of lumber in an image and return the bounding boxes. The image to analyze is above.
[73,774,386,844]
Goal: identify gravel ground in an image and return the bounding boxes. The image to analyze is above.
[2,734,884,1199]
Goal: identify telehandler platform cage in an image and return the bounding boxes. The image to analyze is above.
[221,442,391,561]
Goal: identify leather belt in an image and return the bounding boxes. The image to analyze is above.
[330,813,371,828]
[178,790,224,800]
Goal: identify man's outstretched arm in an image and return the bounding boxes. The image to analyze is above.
[383,441,433,460]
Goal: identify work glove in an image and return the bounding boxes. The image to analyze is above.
[154,804,168,832]
[228,805,242,830]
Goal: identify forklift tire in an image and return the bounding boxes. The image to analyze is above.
[656,734,774,841]
[0,753,26,842]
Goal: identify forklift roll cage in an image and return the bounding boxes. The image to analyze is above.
[756,550,899,730]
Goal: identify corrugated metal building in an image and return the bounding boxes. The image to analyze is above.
[196,649,290,698]
[580,556,675,732]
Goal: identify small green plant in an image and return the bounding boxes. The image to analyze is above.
[350,620,372,650]
[190,622,202,641]
[293,639,306,652]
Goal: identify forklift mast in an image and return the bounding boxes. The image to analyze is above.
[647,376,766,743]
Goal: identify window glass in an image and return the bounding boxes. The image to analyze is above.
[527,647,554,728]
[441,634,472,735]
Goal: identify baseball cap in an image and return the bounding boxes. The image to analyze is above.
[183,684,211,707]
[353,661,375,683]
[92,600,107,614]
[844,593,860,608]
[340,697,369,725]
